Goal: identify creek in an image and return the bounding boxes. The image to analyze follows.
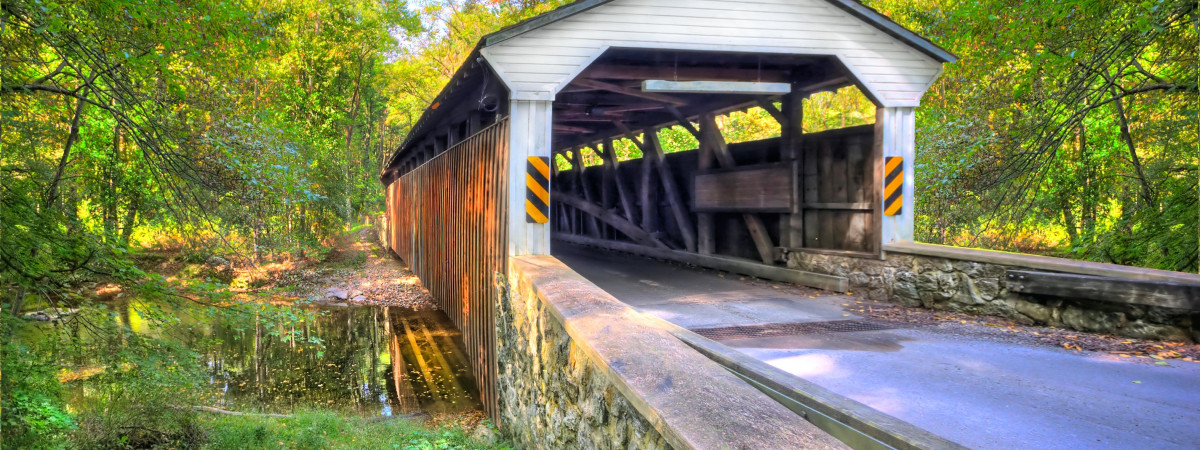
[32,300,481,417]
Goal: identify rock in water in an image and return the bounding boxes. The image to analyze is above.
[326,287,349,300]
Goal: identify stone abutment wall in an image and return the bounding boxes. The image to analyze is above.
[494,268,667,449]
[787,244,1198,342]
[495,256,846,449]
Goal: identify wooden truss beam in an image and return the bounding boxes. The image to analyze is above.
[756,99,787,125]
[569,148,602,236]
[665,105,702,138]
[555,192,667,249]
[699,113,777,264]
[641,126,697,252]
[596,140,639,225]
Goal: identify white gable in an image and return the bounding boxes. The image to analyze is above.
[481,0,944,107]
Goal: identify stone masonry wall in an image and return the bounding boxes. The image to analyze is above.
[787,250,1197,342]
[494,272,668,449]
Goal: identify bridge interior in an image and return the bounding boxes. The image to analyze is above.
[546,47,883,263]
[554,242,1200,449]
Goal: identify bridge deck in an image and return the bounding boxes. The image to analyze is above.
[554,242,1200,450]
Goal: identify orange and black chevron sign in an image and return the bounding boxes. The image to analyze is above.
[884,156,903,216]
[526,156,551,223]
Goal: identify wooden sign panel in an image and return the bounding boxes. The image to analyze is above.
[693,164,795,213]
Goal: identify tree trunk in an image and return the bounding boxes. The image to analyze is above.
[119,194,139,247]
[344,57,364,220]
[1060,194,1079,244]
[43,91,87,211]
[1113,91,1155,208]
[252,224,263,264]
[104,118,122,241]
[1078,124,1096,237]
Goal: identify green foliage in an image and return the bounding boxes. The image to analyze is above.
[869,0,1198,272]
[803,87,875,133]
[202,409,506,450]
[1,315,75,448]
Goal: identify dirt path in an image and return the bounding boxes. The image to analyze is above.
[295,228,434,308]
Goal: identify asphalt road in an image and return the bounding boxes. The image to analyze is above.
[554,243,1200,450]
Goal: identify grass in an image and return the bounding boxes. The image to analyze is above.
[201,410,507,449]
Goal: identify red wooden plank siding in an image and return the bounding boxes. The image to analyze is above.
[384,119,509,421]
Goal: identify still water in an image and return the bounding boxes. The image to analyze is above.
[50,302,480,416]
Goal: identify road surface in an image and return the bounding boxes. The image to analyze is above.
[555,243,1200,450]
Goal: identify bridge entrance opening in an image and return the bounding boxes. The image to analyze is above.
[547,48,883,291]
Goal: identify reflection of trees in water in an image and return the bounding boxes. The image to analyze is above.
[41,300,478,415]
[201,306,479,415]
[205,307,378,412]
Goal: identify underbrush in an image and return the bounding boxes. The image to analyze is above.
[202,410,505,450]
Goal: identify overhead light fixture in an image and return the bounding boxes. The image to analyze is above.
[641,80,791,95]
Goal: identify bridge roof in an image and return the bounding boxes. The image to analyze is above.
[484,0,956,63]
[382,0,955,183]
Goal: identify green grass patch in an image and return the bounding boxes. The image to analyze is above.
[343,223,372,235]
[201,410,506,450]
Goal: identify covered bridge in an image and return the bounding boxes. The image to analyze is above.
[379,0,955,431]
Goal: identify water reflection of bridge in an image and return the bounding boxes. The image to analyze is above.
[383,307,480,416]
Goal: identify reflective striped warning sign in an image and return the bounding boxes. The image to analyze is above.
[526,156,550,223]
[884,156,903,216]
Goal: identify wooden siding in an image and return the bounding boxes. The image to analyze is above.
[802,125,880,253]
[694,164,795,213]
[385,119,509,421]
[481,0,942,106]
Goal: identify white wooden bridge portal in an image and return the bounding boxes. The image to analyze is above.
[379,0,959,435]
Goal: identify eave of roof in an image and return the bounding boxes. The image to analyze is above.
[482,0,957,63]
[824,0,957,63]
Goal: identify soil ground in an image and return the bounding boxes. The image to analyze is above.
[277,228,435,308]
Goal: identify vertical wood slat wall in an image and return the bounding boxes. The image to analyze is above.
[801,125,879,253]
[385,118,509,421]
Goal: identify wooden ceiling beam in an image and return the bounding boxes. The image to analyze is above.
[558,116,617,122]
[571,78,688,106]
[553,124,595,134]
[799,76,852,94]
[594,103,665,115]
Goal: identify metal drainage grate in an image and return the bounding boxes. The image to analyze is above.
[690,320,894,341]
